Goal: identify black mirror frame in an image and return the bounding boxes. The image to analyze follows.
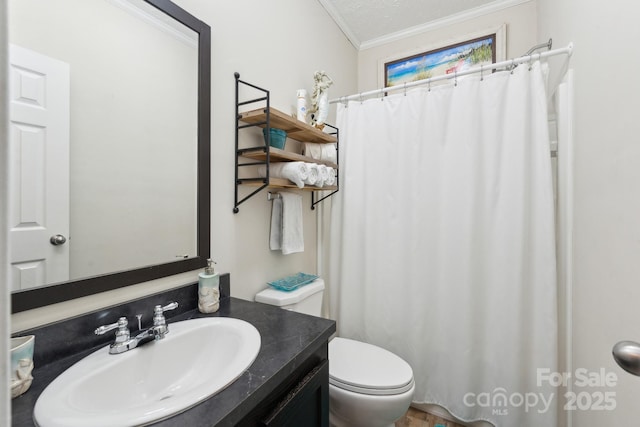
[11,0,211,313]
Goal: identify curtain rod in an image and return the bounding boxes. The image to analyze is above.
[329,43,573,104]
[525,38,553,56]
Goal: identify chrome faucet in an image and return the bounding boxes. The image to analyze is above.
[94,302,179,355]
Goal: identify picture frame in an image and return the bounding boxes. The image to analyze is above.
[380,25,506,89]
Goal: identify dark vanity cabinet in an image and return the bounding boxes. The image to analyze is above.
[263,360,329,427]
[239,343,330,427]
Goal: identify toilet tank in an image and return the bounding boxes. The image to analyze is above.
[255,279,325,317]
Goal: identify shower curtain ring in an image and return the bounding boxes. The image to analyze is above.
[359,92,363,104]
[454,70,458,87]
[404,82,407,96]
[510,59,515,74]
[528,54,533,71]
[380,89,384,101]
[428,79,431,92]
[480,64,484,81]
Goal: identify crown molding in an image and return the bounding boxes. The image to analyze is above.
[317,0,362,50]
[336,0,533,51]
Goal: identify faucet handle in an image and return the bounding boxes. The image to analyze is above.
[153,302,178,326]
[95,317,127,335]
[160,302,178,312]
[95,317,130,344]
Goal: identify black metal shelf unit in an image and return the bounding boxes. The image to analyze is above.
[234,72,339,213]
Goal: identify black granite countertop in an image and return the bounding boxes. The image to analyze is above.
[11,280,336,426]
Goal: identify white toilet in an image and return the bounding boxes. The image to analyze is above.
[255,279,415,427]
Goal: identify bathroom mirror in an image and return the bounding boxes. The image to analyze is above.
[10,0,211,312]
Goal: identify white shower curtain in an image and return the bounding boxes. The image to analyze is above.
[328,62,558,426]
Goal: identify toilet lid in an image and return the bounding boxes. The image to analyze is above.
[255,279,324,306]
[329,337,414,396]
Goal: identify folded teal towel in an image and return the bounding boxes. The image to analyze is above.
[267,273,318,291]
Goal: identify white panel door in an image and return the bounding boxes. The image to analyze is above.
[9,44,70,290]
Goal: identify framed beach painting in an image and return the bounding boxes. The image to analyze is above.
[380,25,506,89]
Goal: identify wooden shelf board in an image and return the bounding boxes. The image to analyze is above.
[240,177,337,191]
[240,146,338,169]
[239,108,337,144]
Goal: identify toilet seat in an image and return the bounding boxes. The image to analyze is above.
[329,337,414,396]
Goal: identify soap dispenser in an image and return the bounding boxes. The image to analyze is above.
[198,259,219,313]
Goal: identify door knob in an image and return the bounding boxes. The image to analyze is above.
[50,234,67,246]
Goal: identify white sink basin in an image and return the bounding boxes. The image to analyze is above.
[34,317,261,427]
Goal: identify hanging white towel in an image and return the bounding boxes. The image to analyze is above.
[269,192,304,254]
[269,197,283,250]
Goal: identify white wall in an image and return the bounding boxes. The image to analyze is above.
[10,0,357,331]
[537,0,640,424]
[357,1,538,93]
[173,0,357,303]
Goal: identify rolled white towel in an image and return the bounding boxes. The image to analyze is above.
[316,164,329,188]
[325,167,336,186]
[322,144,338,164]
[302,143,337,164]
[258,162,308,188]
[302,143,323,160]
[304,163,319,186]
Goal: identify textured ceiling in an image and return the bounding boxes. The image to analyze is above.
[319,0,513,48]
